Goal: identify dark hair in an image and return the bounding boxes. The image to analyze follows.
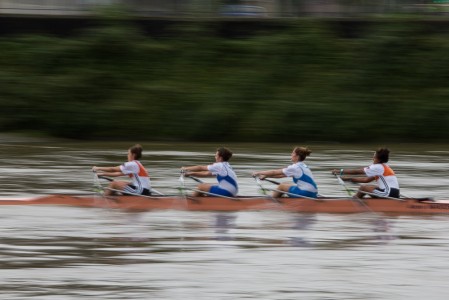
[217,147,233,161]
[294,146,312,161]
[375,148,390,163]
[129,144,143,160]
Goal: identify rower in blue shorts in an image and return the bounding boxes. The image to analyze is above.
[181,147,239,197]
[253,146,318,198]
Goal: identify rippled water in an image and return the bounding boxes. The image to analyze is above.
[0,137,448,299]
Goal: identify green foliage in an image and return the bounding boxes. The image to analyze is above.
[0,14,448,142]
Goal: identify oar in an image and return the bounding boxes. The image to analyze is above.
[260,177,326,197]
[335,174,354,197]
[178,171,188,197]
[178,171,238,200]
[397,192,429,201]
[100,187,165,199]
[92,171,104,194]
[91,171,116,206]
[262,178,281,185]
[260,187,319,200]
[335,175,405,202]
[359,191,405,202]
[253,176,269,196]
[98,175,113,182]
[180,187,241,201]
[333,174,388,214]
[186,175,204,184]
[253,177,318,200]
[98,175,165,196]
[253,176,280,203]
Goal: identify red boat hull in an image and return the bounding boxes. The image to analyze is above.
[0,194,447,215]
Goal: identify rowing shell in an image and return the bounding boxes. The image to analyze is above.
[0,194,447,215]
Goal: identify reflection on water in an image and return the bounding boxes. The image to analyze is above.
[0,139,449,299]
[1,206,449,299]
[214,213,237,241]
[0,212,397,270]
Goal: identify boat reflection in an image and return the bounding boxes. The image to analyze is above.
[211,212,397,248]
[371,218,397,243]
[213,213,237,241]
[287,214,316,247]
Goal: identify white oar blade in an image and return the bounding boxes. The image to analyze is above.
[336,176,345,185]
[253,177,269,196]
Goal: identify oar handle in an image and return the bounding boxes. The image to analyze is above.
[98,175,113,182]
[263,178,281,185]
[188,176,204,184]
[252,175,280,185]
[180,169,204,184]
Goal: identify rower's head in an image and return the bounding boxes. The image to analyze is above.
[374,148,390,163]
[128,144,143,161]
[292,146,312,162]
[215,147,233,162]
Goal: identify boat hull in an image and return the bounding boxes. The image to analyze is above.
[0,194,448,215]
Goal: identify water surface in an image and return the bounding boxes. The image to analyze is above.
[0,138,448,299]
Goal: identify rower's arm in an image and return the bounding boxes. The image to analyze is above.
[349,176,375,183]
[181,165,208,172]
[253,169,285,179]
[185,170,213,177]
[98,171,124,177]
[93,166,123,176]
[332,168,365,176]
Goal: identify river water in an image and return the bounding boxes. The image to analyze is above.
[0,137,448,299]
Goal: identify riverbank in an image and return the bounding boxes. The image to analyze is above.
[0,11,448,143]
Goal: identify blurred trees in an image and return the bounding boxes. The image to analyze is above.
[0,11,448,142]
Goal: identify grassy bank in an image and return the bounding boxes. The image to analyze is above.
[0,13,448,143]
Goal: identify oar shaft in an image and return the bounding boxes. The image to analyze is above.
[263,178,281,185]
[98,175,113,182]
[102,187,165,199]
[262,187,318,200]
[253,176,280,203]
[151,189,165,196]
[359,191,405,202]
[187,176,204,183]
[97,174,164,195]
[337,175,405,202]
[259,176,326,198]
[180,187,240,201]
[335,175,353,197]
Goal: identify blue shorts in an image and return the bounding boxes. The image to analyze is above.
[210,186,234,197]
[288,186,317,198]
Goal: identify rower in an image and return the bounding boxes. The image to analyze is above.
[332,147,400,199]
[181,147,239,197]
[92,144,151,196]
[253,146,318,198]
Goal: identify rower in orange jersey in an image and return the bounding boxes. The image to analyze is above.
[332,148,400,199]
[92,144,151,196]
